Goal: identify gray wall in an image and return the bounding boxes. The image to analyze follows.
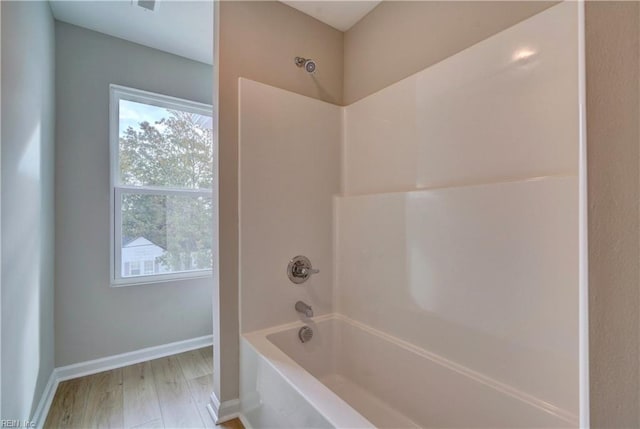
[55,22,213,366]
[585,2,640,426]
[1,1,55,419]
[217,0,343,401]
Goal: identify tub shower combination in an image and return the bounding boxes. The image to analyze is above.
[238,2,586,428]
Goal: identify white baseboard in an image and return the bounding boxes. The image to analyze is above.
[207,391,241,424]
[237,413,252,429]
[33,371,59,429]
[56,335,213,382]
[33,335,213,428]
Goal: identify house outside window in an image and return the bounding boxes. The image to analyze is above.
[110,85,215,286]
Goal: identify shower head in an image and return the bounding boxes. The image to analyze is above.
[295,56,316,74]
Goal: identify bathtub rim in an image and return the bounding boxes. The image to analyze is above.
[242,313,375,429]
[243,313,578,427]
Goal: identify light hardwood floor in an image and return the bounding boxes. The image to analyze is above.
[44,347,244,429]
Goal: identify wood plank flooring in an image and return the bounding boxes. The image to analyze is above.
[44,347,243,429]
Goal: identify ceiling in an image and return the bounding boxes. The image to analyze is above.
[280,1,381,32]
[49,1,214,65]
[48,0,379,66]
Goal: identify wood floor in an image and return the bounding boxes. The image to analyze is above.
[44,347,243,429]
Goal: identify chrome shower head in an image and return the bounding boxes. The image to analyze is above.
[295,56,316,74]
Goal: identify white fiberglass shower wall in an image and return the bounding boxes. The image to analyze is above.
[238,2,585,427]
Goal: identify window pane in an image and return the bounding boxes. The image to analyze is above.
[130,261,141,276]
[119,99,213,189]
[120,193,213,278]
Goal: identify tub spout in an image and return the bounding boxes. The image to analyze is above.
[295,301,313,318]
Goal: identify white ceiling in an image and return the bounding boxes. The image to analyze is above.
[48,0,379,67]
[49,1,214,65]
[280,1,381,32]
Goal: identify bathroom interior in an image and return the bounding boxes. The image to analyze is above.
[1,0,639,428]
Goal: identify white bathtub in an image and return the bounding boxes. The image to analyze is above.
[240,314,576,428]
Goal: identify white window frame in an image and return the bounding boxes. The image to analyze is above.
[109,84,215,286]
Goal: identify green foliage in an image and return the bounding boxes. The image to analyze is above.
[120,110,214,272]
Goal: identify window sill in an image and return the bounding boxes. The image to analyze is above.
[110,270,213,287]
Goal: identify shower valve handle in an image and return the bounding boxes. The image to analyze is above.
[287,255,319,284]
[300,267,319,276]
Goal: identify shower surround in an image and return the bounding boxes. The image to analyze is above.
[238,2,585,427]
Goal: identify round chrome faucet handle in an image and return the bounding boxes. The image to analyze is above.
[287,255,319,284]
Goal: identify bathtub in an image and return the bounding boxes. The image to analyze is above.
[239,314,576,428]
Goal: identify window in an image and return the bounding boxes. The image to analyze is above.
[130,261,141,276]
[110,85,215,285]
[143,260,154,275]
